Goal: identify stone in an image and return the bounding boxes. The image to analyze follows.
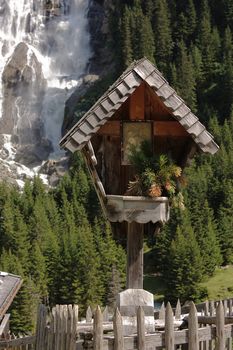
[117,289,155,335]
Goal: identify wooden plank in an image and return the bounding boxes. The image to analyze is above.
[86,306,92,323]
[165,302,174,350]
[197,316,233,325]
[159,302,165,320]
[216,301,225,350]
[153,121,188,136]
[93,306,103,350]
[0,336,35,347]
[103,307,109,322]
[137,306,145,350]
[97,121,121,136]
[175,300,182,319]
[113,308,124,350]
[229,299,233,316]
[129,83,145,121]
[126,222,144,289]
[0,313,10,337]
[188,302,198,350]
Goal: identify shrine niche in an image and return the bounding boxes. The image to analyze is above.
[60,58,218,226]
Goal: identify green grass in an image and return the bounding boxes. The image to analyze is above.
[200,265,233,300]
[143,265,233,302]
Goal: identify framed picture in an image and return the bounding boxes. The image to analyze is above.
[122,122,152,165]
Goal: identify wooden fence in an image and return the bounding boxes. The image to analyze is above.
[0,298,233,350]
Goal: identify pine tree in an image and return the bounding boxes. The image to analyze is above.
[120,6,133,68]
[163,215,205,303]
[153,0,173,75]
[175,41,197,111]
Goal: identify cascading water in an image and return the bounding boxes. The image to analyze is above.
[0,0,91,185]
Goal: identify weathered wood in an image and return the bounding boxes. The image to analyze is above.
[197,316,233,325]
[86,306,92,323]
[216,301,225,350]
[159,302,165,320]
[126,222,143,289]
[113,308,124,350]
[93,306,103,350]
[165,302,174,350]
[229,299,233,316]
[154,121,188,136]
[129,83,145,120]
[204,301,209,316]
[188,302,198,350]
[137,306,145,350]
[0,336,35,348]
[0,313,10,337]
[103,306,109,322]
[35,304,47,350]
[175,299,182,319]
[98,121,121,137]
[209,301,215,316]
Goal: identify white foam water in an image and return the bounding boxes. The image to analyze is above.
[0,0,91,157]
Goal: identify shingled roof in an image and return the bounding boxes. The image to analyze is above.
[0,272,22,317]
[60,58,219,155]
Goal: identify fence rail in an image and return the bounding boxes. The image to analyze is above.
[0,297,233,350]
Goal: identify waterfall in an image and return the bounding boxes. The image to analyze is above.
[0,0,91,167]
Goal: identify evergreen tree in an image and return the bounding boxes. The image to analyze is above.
[175,41,197,111]
[153,0,173,75]
[163,214,206,303]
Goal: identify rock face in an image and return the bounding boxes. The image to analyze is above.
[63,0,115,136]
[1,42,52,167]
[88,0,115,75]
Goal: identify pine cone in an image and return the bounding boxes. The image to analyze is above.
[174,166,182,177]
[148,184,162,197]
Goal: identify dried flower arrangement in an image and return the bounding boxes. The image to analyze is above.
[126,141,185,209]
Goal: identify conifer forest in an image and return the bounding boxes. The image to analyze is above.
[1,0,233,333]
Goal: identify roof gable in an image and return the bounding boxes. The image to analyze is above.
[60,58,219,155]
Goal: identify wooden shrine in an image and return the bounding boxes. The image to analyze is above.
[60,57,218,334]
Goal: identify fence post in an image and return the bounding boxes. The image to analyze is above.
[137,306,145,350]
[229,299,233,316]
[165,302,174,350]
[159,302,165,320]
[216,301,225,350]
[188,302,198,350]
[113,308,124,350]
[93,306,103,350]
[86,306,92,323]
[35,304,47,350]
[103,306,109,322]
[175,299,181,320]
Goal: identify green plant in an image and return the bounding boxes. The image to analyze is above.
[126,141,185,209]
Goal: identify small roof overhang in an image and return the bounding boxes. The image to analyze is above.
[0,272,22,318]
[60,58,219,155]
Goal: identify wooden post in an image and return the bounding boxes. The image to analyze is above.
[137,306,145,350]
[216,301,225,350]
[165,302,174,350]
[127,222,144,289]
[113,308,124,350]
[188,302,198,350]
[175,299,181,319]
[93,306,103,350]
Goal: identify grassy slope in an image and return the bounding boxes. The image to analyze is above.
[144,265,233,302]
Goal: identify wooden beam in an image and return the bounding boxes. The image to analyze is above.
[153,121,188,136]
[129,83,145,120]
[97,121,121,136]
[126,222,144,289]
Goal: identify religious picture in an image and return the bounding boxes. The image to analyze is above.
[122,122,152,165]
